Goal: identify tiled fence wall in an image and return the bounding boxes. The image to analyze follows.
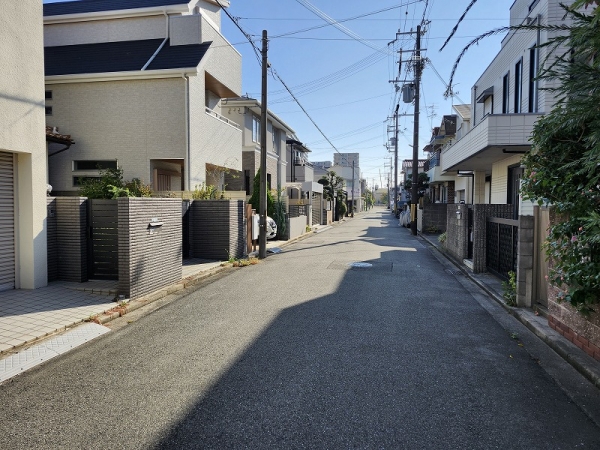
[46,197,87,282]
[118,198,182,300]
[189,200,246,260]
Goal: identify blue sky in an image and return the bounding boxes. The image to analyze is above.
[43,0,512,188]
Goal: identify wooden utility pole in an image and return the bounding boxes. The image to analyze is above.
[259,30,268,258]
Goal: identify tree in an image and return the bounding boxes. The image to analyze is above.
[318,171,345,217]
[520,2,600,312]
[272,185,287,239]
[248,168,274,216]
[404,172,429,201]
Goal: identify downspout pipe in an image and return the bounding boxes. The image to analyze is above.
[183,73,190,191]
[142,11,169,71]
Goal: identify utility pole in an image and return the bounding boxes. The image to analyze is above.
[411,25,422,236]
[351,160,355,217]
[394,103,399,218]
[259,30,268,258]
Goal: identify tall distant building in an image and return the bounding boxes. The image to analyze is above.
[333,153,359,167]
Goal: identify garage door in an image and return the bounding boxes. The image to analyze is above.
[0,152,15,291]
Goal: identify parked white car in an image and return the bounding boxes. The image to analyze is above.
[266,216,278,240]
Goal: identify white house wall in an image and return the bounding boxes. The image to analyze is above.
[47,78,187,191]
[0,0,47,289]
[44,15,167,46]
[472,0,570,125]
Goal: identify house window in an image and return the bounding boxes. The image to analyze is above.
[529,46,539,112]
[45,106,53,116]
[502,73,510,114]
[267,173,272,191]
[252,116,261,143]
[73,160,118,171]
[45,90,53,100]
[514,59,523,113]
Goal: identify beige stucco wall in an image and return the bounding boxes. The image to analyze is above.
[0,1,48,289]
[44,15,167,46]
[47,77,186,192]
[188,72,242,189]
[201,16,242,95]
[490,154,522,204]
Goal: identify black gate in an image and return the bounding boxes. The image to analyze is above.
[87,199,118,280]
[486,217,518,280]
[182,200,190,259]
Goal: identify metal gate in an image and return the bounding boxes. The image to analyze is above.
[486,217,519,280]
[0,152,15,291]
[312,193,321,226]
[87,199,118,280]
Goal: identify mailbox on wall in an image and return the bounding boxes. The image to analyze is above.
[252,213,259,241]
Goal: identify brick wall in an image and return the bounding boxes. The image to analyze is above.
[118,198,182,300]
[472,204,513,273]
[422,203,448,232]
[189,200,246,260]
[546,207,600,356]
[46,197,87,282]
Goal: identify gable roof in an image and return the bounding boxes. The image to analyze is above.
[43,0,189,16]
[45,39,211,76]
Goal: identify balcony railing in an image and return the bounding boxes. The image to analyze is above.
[205,107,242,131]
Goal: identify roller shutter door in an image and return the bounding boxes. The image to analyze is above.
[0,152,15,291]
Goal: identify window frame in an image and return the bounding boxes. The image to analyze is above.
[514,58,523,113]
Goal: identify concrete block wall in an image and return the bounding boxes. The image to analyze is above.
[46,197,87,282]
[472,204,513,273]
[446,204,469,262]
[118,198,182,300]
[516,215,534,307]
[190,200,246,260]
[422,203,448,232]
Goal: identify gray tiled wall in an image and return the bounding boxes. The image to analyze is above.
[446,204,469,262]
[189,200,246,260]
[118,198,182,299]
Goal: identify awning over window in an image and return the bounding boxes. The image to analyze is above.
[476,87,493,103]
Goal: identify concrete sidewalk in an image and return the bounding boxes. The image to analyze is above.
[0,259,224,355]
[418,230,600,389]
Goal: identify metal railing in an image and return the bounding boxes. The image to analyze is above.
[205,107,242,130]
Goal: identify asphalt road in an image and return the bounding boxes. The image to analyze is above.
[1,207,600,449]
